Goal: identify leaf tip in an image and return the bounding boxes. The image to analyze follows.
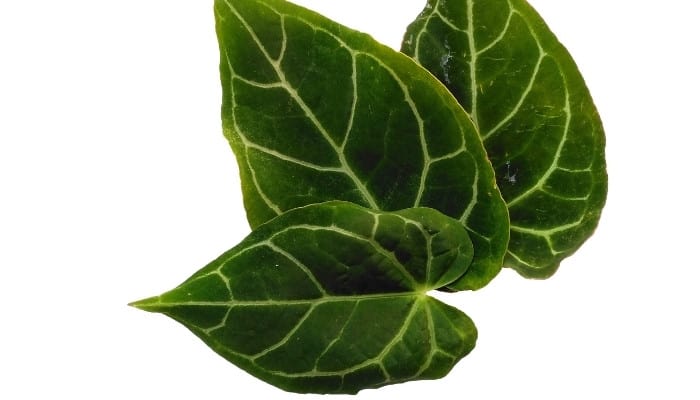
[128,295,163,312]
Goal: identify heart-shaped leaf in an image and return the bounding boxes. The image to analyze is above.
[215,0,509,290]
[131,201,477,394]
[402,0,607,278]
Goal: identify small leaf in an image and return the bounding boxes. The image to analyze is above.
[132,201,477,394]
[215,0,509,290]
[402,0,608,278]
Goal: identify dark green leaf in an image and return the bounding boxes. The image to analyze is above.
[215,0,509,290]
[402,0,607,278]
[131,201,477,394]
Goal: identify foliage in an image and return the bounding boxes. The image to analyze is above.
[132,0,606,393]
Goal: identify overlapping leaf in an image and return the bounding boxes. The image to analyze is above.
[402,0,607,278]
[215,0,509,290]
[131,201,477,394]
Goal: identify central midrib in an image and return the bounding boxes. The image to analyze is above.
[155,291,428,308]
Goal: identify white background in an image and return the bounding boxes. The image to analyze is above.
[1,0,699,398]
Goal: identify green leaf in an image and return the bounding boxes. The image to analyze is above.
[215,0,509,290]
[131,201,477,394]
[402,0,607,278]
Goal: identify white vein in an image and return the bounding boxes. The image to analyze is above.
[340,55,358,149]
[466,0,480,127]
[251,305,315,360]
[431,5,466,33]
[354,52,429,208]
[506,88,572,208]
[231,74,285,89]
[205,237,328,300]
[214,269,234,300]
[459,165,480,225]
[201,308,233,335]
[370,212,380,239]
[510,211,588,255]
[541,186,591,202]
[413,300,438,377]
[161,292,415,309]
[476,8,515,56]
[265,240,329,296]
[424,226,436,284]
[482,46,547,141]
[313,300,360,371]
[511,213,586,240]
[245,140,344,173]
[278,11,288,64]
[374,300,422,378]
[558,165,593,173]
[506,249,534,268]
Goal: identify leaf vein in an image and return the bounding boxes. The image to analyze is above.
[476,5,515,55]
[466,0,480,126]
[506,84,572,207]
[251,304,316,360]
[265,240,329,296]
[246,144,344,173]
[313,300,360,371]
[482,49,547,141]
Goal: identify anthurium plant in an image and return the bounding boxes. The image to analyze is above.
[132,0,606,394]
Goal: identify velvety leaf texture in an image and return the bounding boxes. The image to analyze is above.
[131,201,477,394]
[215,0,509,290]
[402,0,607,278]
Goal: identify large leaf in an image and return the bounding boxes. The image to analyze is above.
[215,0,509,290]
[131,201,477,394]
[402,0,607,278]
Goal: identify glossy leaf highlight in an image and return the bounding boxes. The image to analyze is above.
[131,201,477,394]
[402,0,607,278]
[215,0,509,290]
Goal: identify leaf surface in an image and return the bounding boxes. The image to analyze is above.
[132,201,477,394]
[215,0,509,290]
[402,0,607,277]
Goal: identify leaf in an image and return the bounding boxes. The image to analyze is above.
[131,201,477,394]
[215,0,509,290]
[402,0,608,278]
